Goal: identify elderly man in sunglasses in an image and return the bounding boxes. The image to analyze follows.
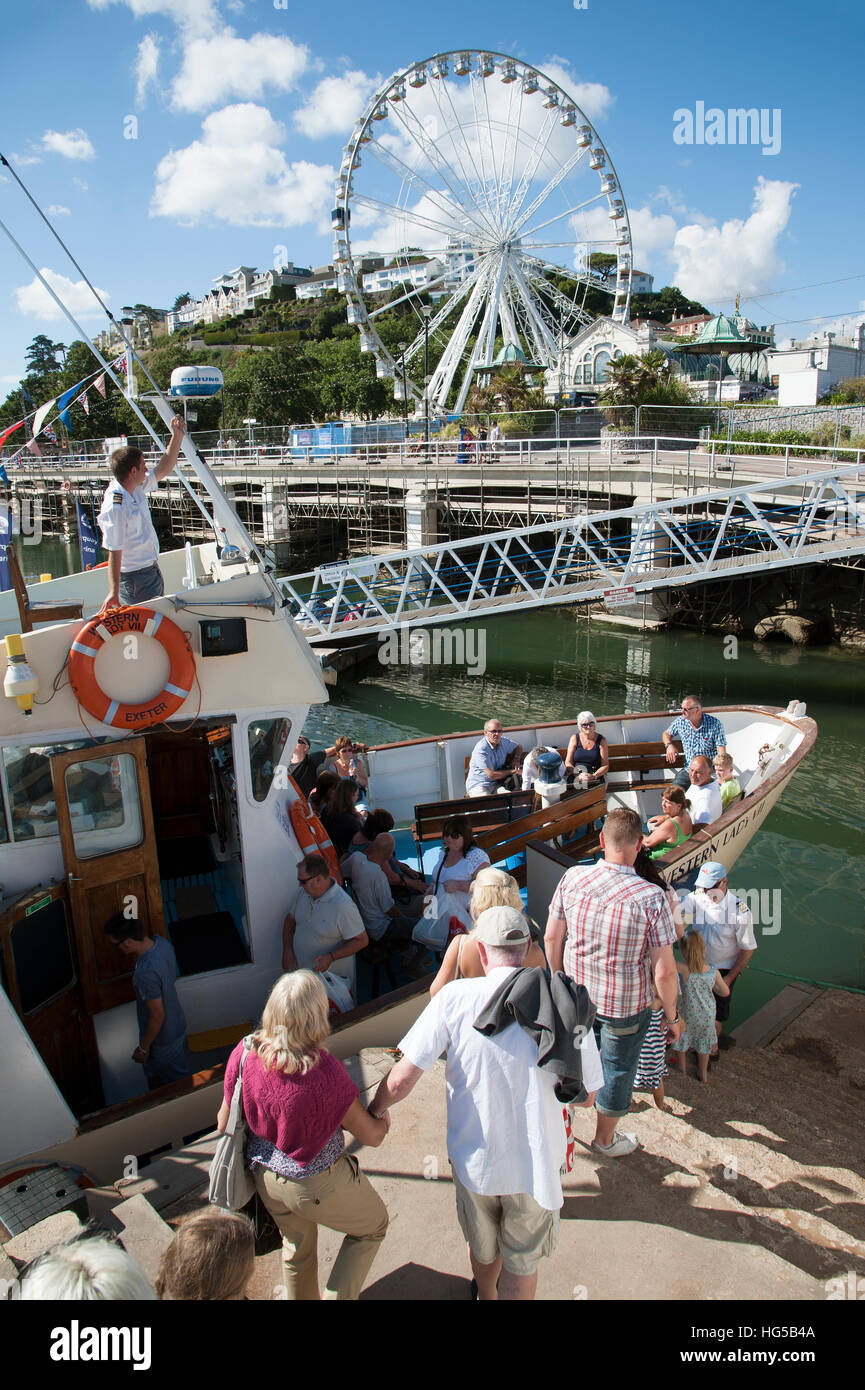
[663,695,727,791]
[466,719,523,798]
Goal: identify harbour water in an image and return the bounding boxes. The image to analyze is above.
[21,537,865,1028]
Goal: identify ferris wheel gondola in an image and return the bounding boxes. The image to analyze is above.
[332,51,633,416]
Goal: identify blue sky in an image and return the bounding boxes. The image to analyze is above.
[2,0,864,392]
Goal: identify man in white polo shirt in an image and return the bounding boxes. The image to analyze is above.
[679,861,757,1051]
[368,906,604,1301]
[282,852,367,997]
[686,755,724,825]
[342,833,423,948]
[97,414,186,608]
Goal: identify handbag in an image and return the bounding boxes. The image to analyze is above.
[208,1035,256,1211]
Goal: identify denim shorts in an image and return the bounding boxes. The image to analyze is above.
[593,1007,653,1118]
[119,562,164,606]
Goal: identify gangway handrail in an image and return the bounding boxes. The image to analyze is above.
[277,458,865,642]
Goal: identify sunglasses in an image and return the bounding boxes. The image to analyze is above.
[297,872,320,884]
[579,721,595,728]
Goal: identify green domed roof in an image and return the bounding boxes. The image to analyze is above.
[692,314,747,346]
[491,341,543,370]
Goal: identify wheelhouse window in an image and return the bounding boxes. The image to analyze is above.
[65,753,144,859]
[248,718,291,801]
[3,742,89,842]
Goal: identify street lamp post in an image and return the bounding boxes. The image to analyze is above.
[421,305,432,453]
[398,341,409,434]
[243,417,257,461]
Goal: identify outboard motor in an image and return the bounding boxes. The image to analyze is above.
[534,750,567,807]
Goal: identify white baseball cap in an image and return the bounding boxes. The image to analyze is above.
[473,906,531,947]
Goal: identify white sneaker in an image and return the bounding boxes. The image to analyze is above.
[592,1131,639,1157]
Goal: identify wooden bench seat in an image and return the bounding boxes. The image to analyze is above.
[413,790,535,854]
[474,786,608,865]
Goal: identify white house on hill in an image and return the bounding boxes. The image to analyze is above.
[768,326,865,405]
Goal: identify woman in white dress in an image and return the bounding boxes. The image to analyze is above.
[415,815,490,951]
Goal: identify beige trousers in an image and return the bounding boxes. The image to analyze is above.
[255,1155,388,1300]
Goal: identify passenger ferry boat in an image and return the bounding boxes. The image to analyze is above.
[0,399,817,1205]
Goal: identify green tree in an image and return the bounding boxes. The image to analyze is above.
[173,292,192,310]
[23,333,66,384]
[223,345,320,426]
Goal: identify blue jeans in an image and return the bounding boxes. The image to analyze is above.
[593,1008,652,1118]
[144,1034,189,1090]
[119,562,164,605]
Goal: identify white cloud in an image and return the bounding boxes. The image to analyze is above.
[73,178,89,191]
[670,177,798,301]
[46,204,71,216]
[10,152,41,167]
[540,58,614,122]
[14,269,109,321]
[42,128,95,160]
[294,70,380,139]
[150,103,334,227]
[629,206,678,265]
[171,31,308,112]
[135,34,160,104]
[87,0,218,38]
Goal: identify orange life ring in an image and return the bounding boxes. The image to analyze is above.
[69,606,195,730]
[289,791,342,885]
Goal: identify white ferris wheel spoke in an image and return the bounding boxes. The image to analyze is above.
[510,144,590,240]
[364,136,489,242]
[520,190,607,243]
[350,192,475,244]
[507,106,561,226]
[428,71,498,233]
[387,96,495,240]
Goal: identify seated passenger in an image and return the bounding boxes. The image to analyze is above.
[422,815,492,941]
[643,786,693,859]
[320,778,364,856]
[20,1233,155,1301]
[686,756,723,825]
[713,752,741,810]
[342,833,425,947]
[429,867,546,996]
[309,770,338,817]
[282,852,368,994]
[564,711,609,787]
[288,735,357,799]
[344,809,427,895]
[465,719,523,797]
[327,735,369,790]
[521,744,567,791]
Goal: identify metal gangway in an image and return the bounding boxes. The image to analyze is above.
[278,460,865,643]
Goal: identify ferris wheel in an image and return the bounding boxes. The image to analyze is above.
[332,51,632,417]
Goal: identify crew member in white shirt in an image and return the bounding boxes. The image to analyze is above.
[680,860,757,1049]
[97,415,186,608]
[368,907,604,1301]
[686,755,723,825]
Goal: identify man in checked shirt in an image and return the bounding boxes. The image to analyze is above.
[545,808,683,1157]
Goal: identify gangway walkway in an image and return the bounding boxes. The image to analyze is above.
[278,460,865,642]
